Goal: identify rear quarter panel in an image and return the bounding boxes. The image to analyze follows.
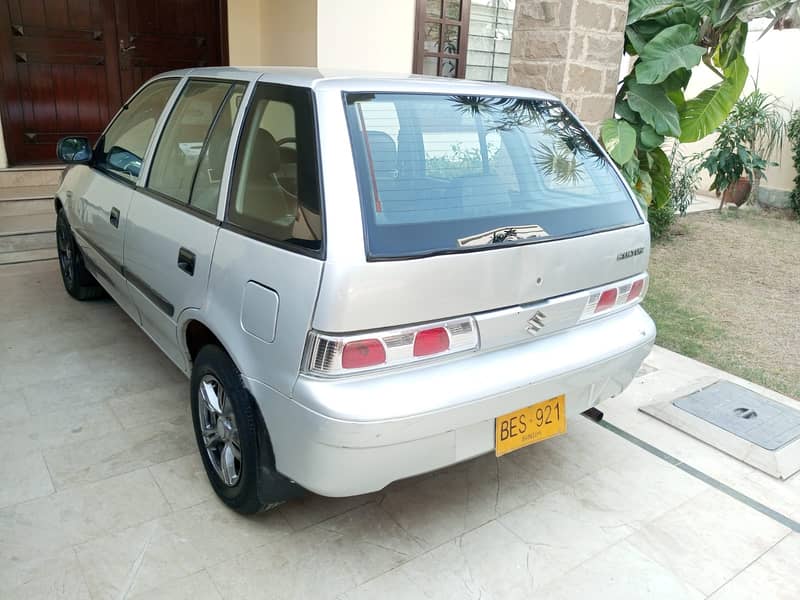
[197,228,324,396]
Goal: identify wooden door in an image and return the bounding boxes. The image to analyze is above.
[0,0,121,164]
[0,0,227,165]
[114,0,225,100]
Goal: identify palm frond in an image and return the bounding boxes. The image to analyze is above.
[533,143,586,185]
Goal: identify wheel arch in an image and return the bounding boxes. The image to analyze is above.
[180,314,251,389]
[183,317,231,365]
[182,314,288,488]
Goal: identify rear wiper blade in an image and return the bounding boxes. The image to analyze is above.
[457,224,549,247]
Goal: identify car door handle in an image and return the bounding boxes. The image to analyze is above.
[177,247,195,276]
[109,207,120,228]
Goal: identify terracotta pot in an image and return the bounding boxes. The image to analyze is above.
[722,177,752,207]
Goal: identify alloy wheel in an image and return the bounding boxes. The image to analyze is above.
[198,374,242,486]
[56,218,74,287]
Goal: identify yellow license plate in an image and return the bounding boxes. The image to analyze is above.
[495,395,566,456]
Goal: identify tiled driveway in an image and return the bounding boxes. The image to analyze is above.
[2,260,798,599]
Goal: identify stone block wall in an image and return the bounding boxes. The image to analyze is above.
[507,0,628,132]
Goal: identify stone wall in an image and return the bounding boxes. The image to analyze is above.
[507,0,628,132]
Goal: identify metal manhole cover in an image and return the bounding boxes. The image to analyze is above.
[673,381,800,451]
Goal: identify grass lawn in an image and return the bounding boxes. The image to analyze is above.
[643,208,800,400]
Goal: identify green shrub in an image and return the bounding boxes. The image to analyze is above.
[789,110,800,220]
[668,145,701,216]
[648,200,675,240]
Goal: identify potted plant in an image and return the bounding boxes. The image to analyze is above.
[729,88,787,202]
[700,115,770,209]
[702,88,786,208]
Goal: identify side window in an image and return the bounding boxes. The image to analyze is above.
[229,84,322,251]
[148,80,232,205]
[190,83,247,215]
[95,78,178,183]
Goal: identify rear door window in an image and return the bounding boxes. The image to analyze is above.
[187,83,247,214]
[345,93,641,258]
[148,80,245,209]
[228,83,323,253]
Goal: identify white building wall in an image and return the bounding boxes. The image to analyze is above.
[316,0,415,72]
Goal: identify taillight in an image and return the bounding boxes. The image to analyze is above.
[342,339,386,369]
[581,274,648,320]
[628,278,645,300]
[305,317,478,376]
[596,289,618,312]
[413,327,450,357]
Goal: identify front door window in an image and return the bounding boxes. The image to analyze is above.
[94,78,179,183]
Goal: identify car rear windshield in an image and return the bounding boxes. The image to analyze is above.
[344,92,642,258]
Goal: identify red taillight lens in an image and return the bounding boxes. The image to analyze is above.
[306,317,478,376]
[628,278,645,300]
[413,327,450,357]
[341,339,386,369]
[596,288,618,312]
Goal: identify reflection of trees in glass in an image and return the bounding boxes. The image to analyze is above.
[426,142,499,179]
[447,95,604,184]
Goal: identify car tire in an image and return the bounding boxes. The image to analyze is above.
[56,209,105,301]
[190,344,303,514]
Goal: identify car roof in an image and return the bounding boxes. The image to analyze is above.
[154,66,560,101]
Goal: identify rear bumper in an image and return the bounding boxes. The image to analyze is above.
[247,305,655,497]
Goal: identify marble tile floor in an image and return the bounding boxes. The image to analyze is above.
[1,260,797,599]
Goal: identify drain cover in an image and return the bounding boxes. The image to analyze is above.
[673,381,800,451]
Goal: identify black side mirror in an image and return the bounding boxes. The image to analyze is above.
[56,136,92,163]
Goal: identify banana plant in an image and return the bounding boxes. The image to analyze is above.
[601,0,798,210]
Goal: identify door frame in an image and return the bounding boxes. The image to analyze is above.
[0,0,230,166]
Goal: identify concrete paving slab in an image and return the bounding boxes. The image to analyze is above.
[685,192,718,213]
[709,532,800,600]
[641,379,800,479]
[600,346,800,524]
[1,260,797,599]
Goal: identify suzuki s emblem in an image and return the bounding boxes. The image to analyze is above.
[617,247,644,261]
[526,310,547,335]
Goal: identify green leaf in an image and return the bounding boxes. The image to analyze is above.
[666,88,686,112]
[635,24,705,84]
[626,26,649,55]
[663,68,690,112]
[626,81,681,137]
[601,119,637,165]
[621,156,641,189]
[616,98,642,124]
[717,19,748,69]
[649,147,671,208]
[639,125,665,149]
[627,0,680,25]
[648,7,702,28]
[683,0,712,17]
[679,56,749,142]
[634,7,702,38]
[636,170,654,205]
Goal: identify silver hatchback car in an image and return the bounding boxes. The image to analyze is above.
[54,67,655,514]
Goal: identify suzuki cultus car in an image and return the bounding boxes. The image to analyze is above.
[54,68,655,513]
